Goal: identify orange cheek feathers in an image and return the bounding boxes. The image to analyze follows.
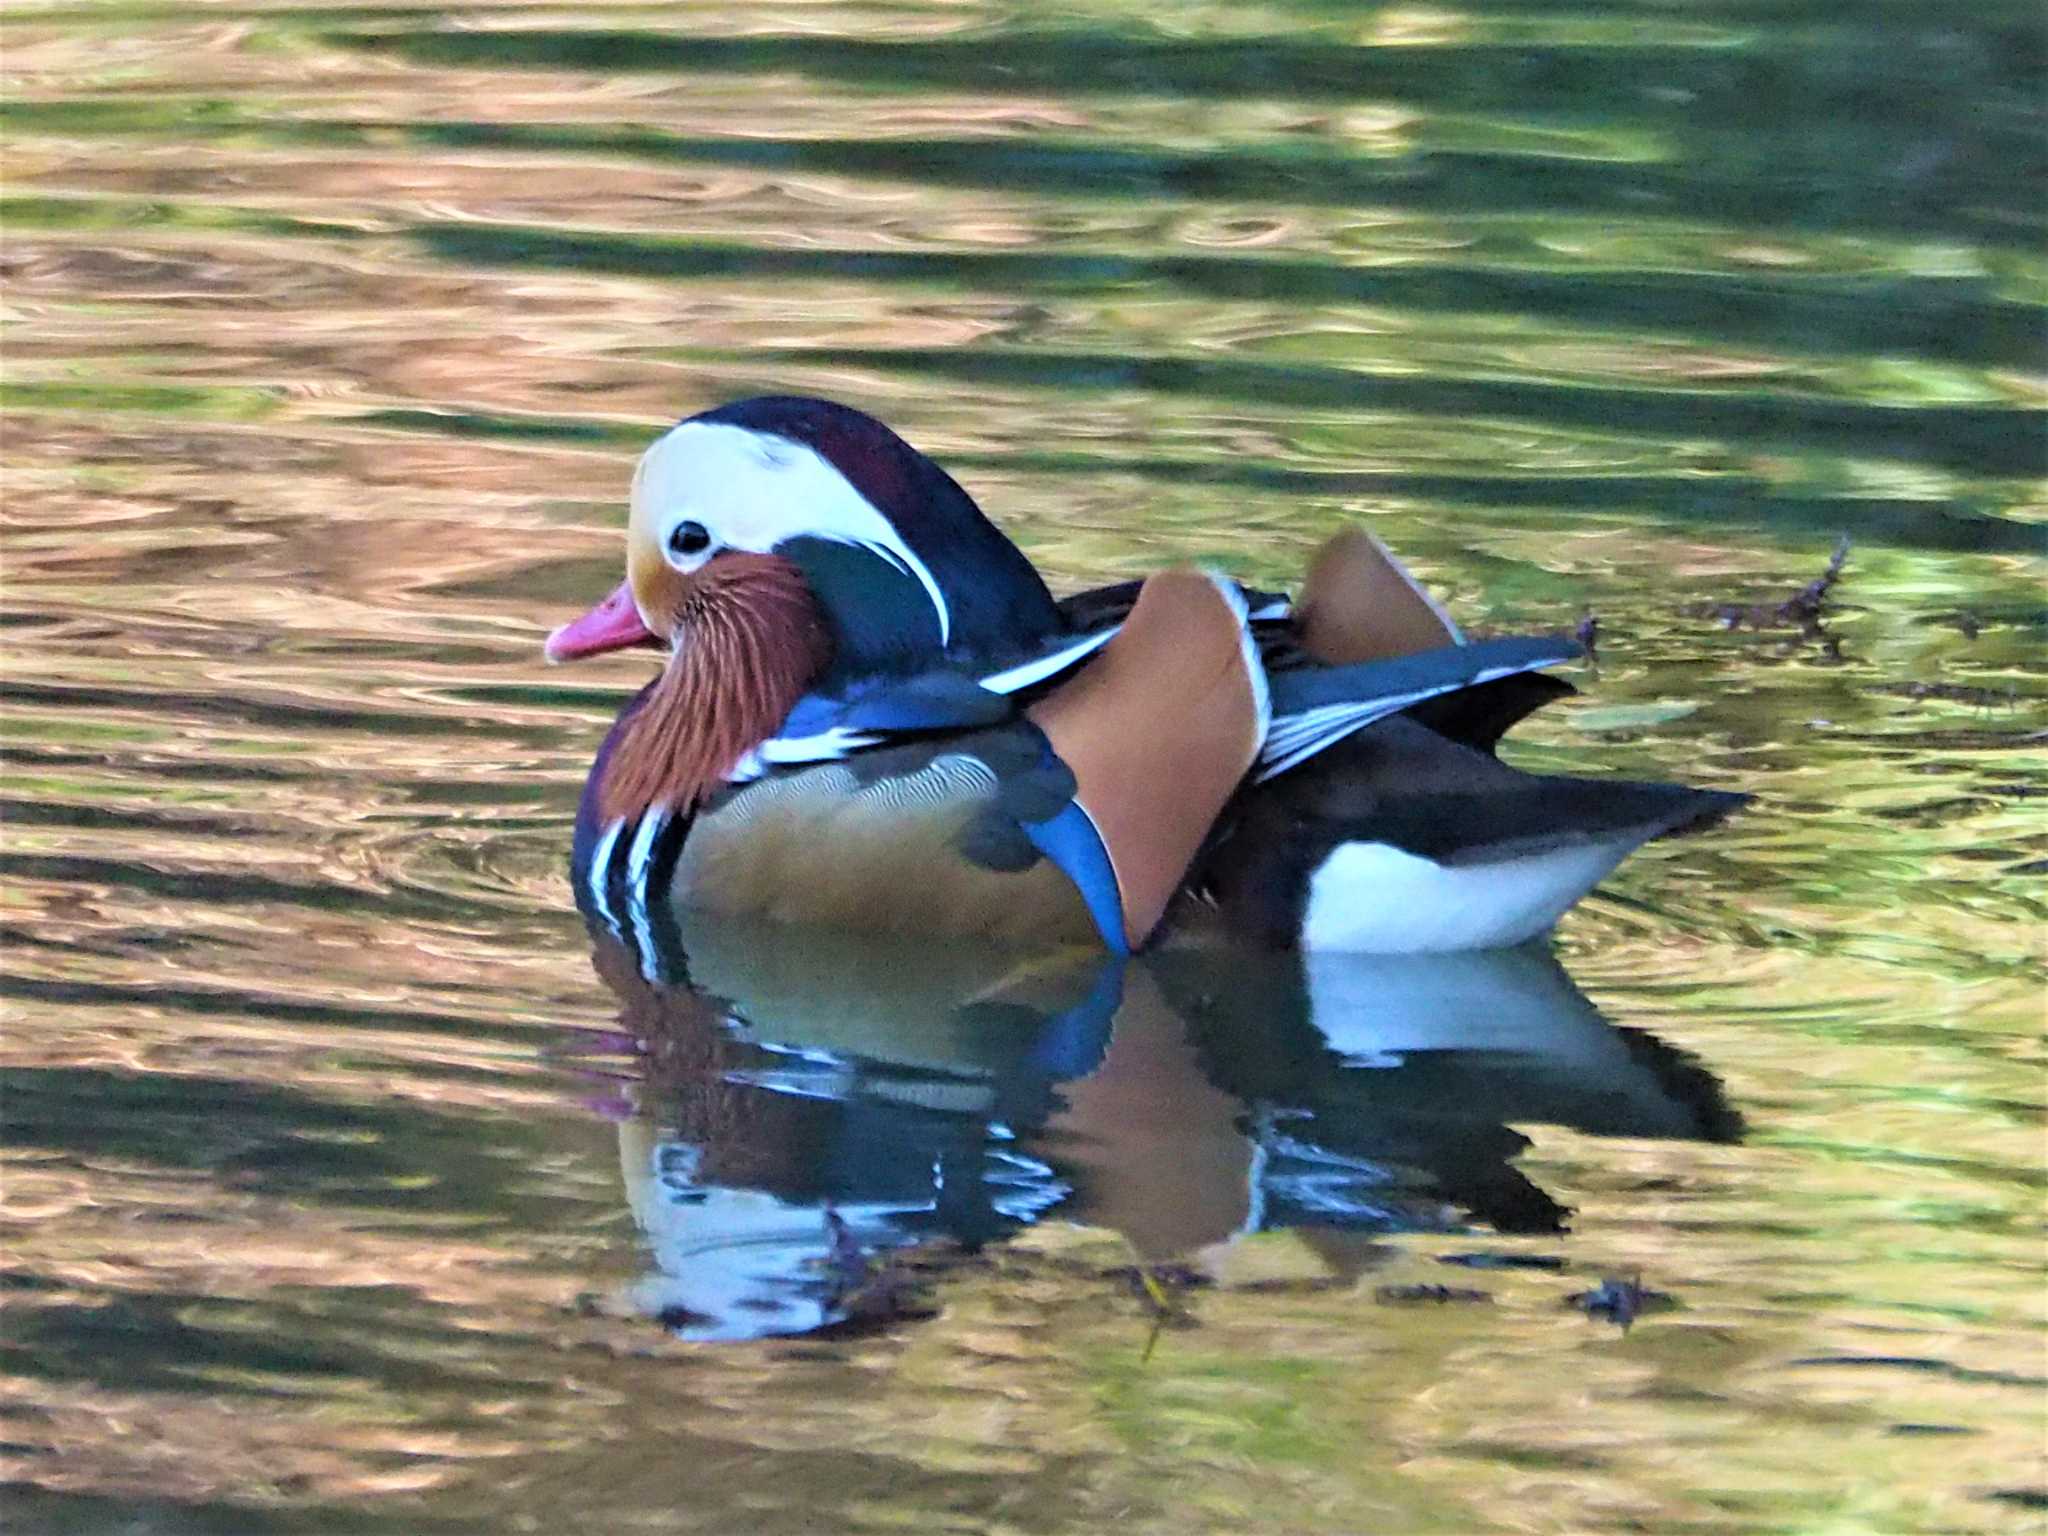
[597,554,832,824]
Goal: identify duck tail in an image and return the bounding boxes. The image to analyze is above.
[1201,717,1747,953]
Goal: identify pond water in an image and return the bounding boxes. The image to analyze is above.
[4,3,2044,1531]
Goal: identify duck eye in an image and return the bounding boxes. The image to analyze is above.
[668,520,713,559]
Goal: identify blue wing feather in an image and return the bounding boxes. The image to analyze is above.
[1023,801,1131,955]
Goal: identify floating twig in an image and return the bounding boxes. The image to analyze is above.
[1697,537,1850,642]
[1104,1246,1202,1359]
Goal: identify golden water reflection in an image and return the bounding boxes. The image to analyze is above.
[3,2,2043,1531]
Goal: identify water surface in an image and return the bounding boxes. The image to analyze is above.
[3,4,2044,1532]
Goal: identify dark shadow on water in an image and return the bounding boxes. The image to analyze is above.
[1,1062,586,1223]
[332,404,2036,556]
[579,909,1740,1342]
[409,219,2048,375]
[760,346,2048,479]
[335,22,2046,247]
[331,25,2044,139]
[0,1487,479,1536]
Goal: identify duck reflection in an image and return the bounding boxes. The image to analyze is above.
[584,913,1738,1341]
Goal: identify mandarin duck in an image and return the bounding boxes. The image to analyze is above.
[550,396,1744,954]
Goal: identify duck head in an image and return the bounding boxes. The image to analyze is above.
[546,396,1062,820]
[548,396,1061,671]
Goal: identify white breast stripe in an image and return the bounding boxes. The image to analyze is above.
[624,807,669,980]
[625,806,668,892]
[585,818,626,934]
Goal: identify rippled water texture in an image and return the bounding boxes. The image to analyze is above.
[4,4,2044,1532]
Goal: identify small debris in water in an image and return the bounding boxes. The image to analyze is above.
[1887,1423,1974,1436]
[1872,680,2022,712]
[1376,1284,1492,1305]
[1574,612,1599,662]
[1984,1489,2048,1512]
[1234,1275,1347,1296]
[1694,536,1850,654]
[1565,1272,1675,1332]
[1439,1252,1567,1272]
[823,1208,869,1289]
[816,1209,938,1331]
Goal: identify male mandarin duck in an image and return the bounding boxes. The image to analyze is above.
[549,395,1744,955]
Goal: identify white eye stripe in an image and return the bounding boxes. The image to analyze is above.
[634,421,951,645]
